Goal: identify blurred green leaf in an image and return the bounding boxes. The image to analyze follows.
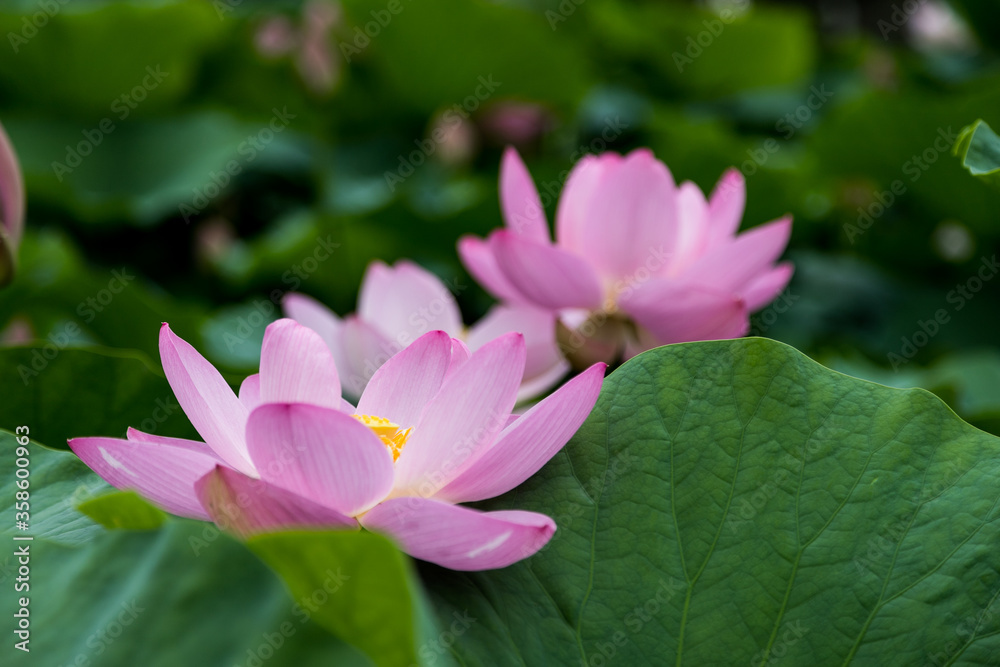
[954,119,1000,188]
[0,346,197,449]
[78,490,168,531]
[250,530,443,667]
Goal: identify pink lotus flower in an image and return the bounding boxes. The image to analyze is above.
[69,320,604,571]
[0,121,25,287]
[459,148,793,365]
[284,259,570,401]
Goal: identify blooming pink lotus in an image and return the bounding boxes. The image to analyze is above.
[0,121,25,287]
[284,259,569,401]
[459,148,793,365]
[69,320,604,571]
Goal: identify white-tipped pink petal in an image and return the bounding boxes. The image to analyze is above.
[358,260,463,341]
[619,280,749,345]
[69,436,222,520]
[466,303,569,402]
[680,216,792,294]
[260,319,341,409]
[159,324,254,475]
[282,292,352,376]
[571,149,677,280]
[338,316,394,398]
[555,153,617,252]
[437,362,605,503]
[0,121,24,285]
[195,465,357,538]
[239,374,262,411]
[457,235,526,304]
[246,403,394,516]
[392,333,526,496]
[499,147,550,243]
[359,497,555,571]
[741,262,794,312]
[490,231,603,310]
[707,167,746,246]
[356,330,452,428]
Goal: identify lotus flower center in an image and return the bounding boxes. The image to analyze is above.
[352,414,411,461]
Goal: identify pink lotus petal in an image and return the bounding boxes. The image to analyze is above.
[358,260,463,341]
[499,147,550,243]
[491,231,603,310]
[69,436,221,520]
[437,362,605,503]
[246,403,394,516]
[457,235,526,304]
[339,315,397,397]
[282,292,352,376]
[706,167,746,246]
[466,303,569,402]
[742,262,794,312]
[619,279,749,345]
[446,337,471,381]
[260,319,341,409]
[356,330,452,428]
[359,497,555,571]
[0,121,25,282]
[392,333,526,496]
[571,149,677,280]
[239,374,262,411]
[668,181,710,274]
[680,216,792,294]
[195,465,357,538]
[159,324,253,475]
[125,427,224,461]
[555,153,618,252]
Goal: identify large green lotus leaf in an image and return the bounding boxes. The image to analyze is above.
[7,111,309,226]
[0,432,108,547]
[420,338,1000,665]
[340,0,590,112]
[0,1,225,116]
[586,1,815,97]
[954,119,1000,189]
[0,345,198,449]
